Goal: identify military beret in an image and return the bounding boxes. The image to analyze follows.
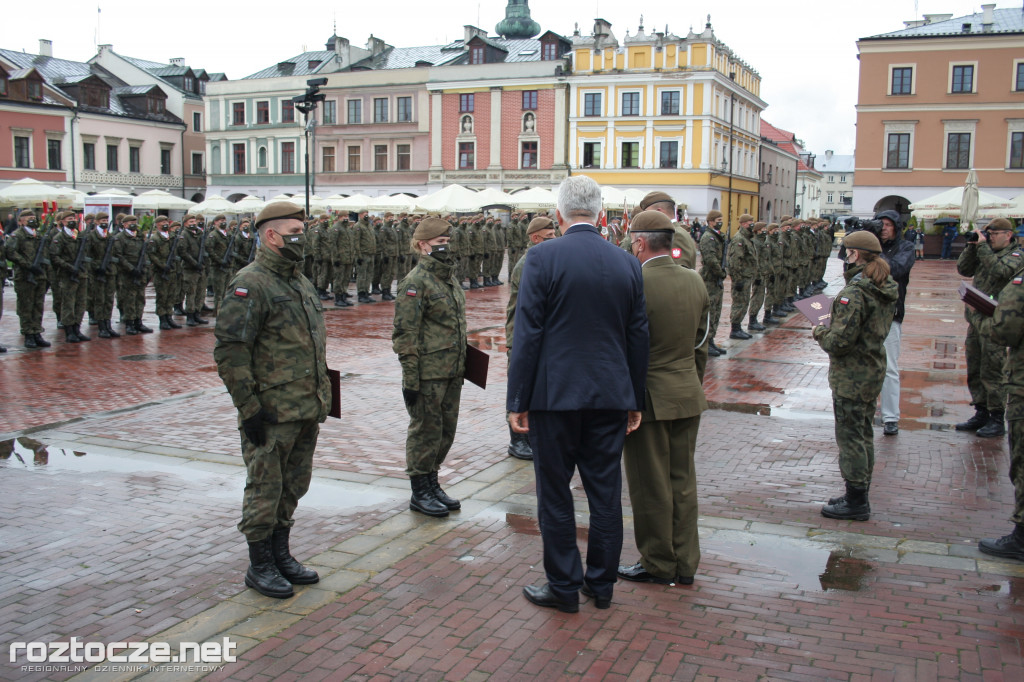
[781,215,793,222]
[738,213,754,224]
[639,191,674,210]
[843,230,882,254]
[754,221,767,229]
[19,209,35,218]
[767,222,779,230]
[255,201,305,230]
[213,214,227,222]
[630,211,674,233]
[707,210,723,222]
[122,214,138,224]
[94,212,109,221]
[987,218,1014,232]
[413,217,451,241]
[84,214,95,221]
[155,215,170,224]
[170,221,181,228]
[526,216,554,235]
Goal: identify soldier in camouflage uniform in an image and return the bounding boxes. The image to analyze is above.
[49,211,91,343]
[354,211,376,303]
[379,215,400,300]
[214,201,330,599]
[978,261,1024,561]
[813,231,898,521]
[148,216,183,330]
[0,224,6,352]
[111,215,153,335]
[205,215,233,315]
[955,218,1023,438]
[727,213,759,339]
[234,220,256,275]
[765,222,787,323]
[84,212,120,338]
[748,221,776,327]
[328,216,354,307]
[698,210,727,356]
[454,218,470,289]
[6,210,52,348]
[467,216,485,289]
[178,215,209,326]
[392,217,467,518]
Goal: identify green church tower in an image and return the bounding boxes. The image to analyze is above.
[495,0,541,39]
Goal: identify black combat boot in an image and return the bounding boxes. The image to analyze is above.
[979,524,1024,562]
[173,305,185,316]
[381,290,395,301]
[709,340,727,356]
[461,281,470,290]
[65,327,80,343]
[821,481,870,521]
[955,406,990,431]
[136,318,155,333]
[34,333,51,347]
[74,324,90,341]
[270,527,320,584]
[508,425,533,460]
[976,411,1006,438]
[105,321,121,338]
[88,315,98,326]
[493,276,503,285]
[470,279,482,289]
[428,471,461,510]
[357,291,370,303]
[159,315,173,330]
[371,285,382,295]
[729,324,752,340]
[25,334,39,349]
[334,294,346,307]
[748,316,766,332]
[193,311,209,325]
[98,321,112,338]
[185,312,199,327]
[244,537,294,598]
[763,312,781,326]
[410,474,449,517]
[125,320,140,336]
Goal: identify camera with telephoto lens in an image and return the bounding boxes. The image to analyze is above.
[964,229,990,243]
[844,218,883,241]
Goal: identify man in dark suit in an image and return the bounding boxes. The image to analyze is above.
[619,210,709,587]
[507,175,650,612]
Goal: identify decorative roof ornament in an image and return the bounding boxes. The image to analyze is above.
[495,0,541,39]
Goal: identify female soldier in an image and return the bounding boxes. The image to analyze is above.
[813,230,898,520]
[392,217,467,517]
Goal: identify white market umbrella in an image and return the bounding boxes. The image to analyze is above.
[600,185,628,209]
[908,186,1013,211]
[510,187,557,211]
[450,188,514,213]
[55,186,87,210]
[980,194,1024,220]
[414,184,479,213]
[328,194,372,211]
[0,178,77,207]
[289,194,329,215]
[621,188,649,207]
[132,189,196,211]
[192,194,241,215]
[366,193,418,212]
[97,187,133,196]
[232,195,266,214]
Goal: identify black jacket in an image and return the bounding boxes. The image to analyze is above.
[881,236,915,323]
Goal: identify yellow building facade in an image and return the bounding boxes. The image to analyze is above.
[568,18,765,226]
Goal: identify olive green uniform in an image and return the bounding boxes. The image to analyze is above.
[355,218,375,296]
[813,266,899,487]
[698,228,727,342]
[330,219,356,298]
[392,255,467,477]
[727,225,758,327]
[49,229,89,328]
[6,225,49,335]
[749,231,771,320]
[179,226,209,314]
[233,229,256,276]
[992,268,1024,523]
[149,231,183,317]
[112,228,149,322]
[206,227,234,313]
[214,246,331,542]
[85,227,118,325]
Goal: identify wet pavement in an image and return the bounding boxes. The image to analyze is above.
[1,256,1022,681]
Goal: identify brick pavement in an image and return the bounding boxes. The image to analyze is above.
[1,255,1021,681]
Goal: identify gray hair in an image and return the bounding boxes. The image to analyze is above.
[557,176,602,223]
[632,231,672,251]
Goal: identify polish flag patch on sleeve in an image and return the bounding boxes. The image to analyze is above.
[1013,276,1023,285]
[406,288,417,297]
[234,287,248,297]
[839,296,850,305]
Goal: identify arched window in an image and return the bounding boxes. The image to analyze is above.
[258,146,267,168]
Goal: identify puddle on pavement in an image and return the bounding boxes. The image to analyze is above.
[705,532,874,593]
[505,512,590,541]
[975,579,1024,601]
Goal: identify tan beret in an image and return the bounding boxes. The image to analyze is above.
[639,191,674,210]
[19,209,35,218]
[413,217,451,241]
[122,214,138,224]
[155,215,170,224]
[706,210,723,223]
[843,230,882,254]
[767,222,779,230]
[94,212,109,221]
[781,215,793,222]
[739,213,754,224]
[255,201,305,230]
[527,216,554,235]
[213,214,227,222]
[754,221,767,229]
[630,211,674,233]
[987,218,1014,231]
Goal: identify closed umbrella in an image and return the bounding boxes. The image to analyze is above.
[960,169,980,230]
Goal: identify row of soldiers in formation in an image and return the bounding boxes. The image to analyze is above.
[0,209,258,348]
[301,211,535,305]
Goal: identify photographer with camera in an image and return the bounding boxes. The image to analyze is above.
[875,210,915,435]
[956,218,1023,438]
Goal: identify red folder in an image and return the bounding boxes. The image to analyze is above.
[795,294,833,328]
[465,344,490,389]
[958,282,997,317]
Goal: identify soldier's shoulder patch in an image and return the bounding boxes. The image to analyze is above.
[234,287,248,298]
[1013,276,1023,285]
[405,288,417,297]
[1012,252,1022,258]
[839,296,850,305]
[672,248,682,259]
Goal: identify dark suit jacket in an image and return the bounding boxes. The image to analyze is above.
[506,223,649,412]
[640,256,709,421]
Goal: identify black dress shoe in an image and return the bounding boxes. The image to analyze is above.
[580,583,611,609]
[617,562,673,585]
[522,583,578,613]
[883,421,899,436]
[675,575,695,585]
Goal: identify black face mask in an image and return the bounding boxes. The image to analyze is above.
[66,220,78,230]
[430,244,454,264]
[26,219,38,229]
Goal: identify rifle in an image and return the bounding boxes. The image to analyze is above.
[719,227,730,287]
[195,227,209,270]
[247,233,259,264]
[133,231,152,286]
[161,229,183,280]
[221,230,237,267]
[94,233,118,283]
[70,231,90,283]
[26,226,50,285]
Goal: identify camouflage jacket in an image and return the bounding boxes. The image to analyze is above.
[992,267,1024,420]
[85,227,117,279]
[206,228,232,270]
[727,226,758,282]
[148,231,182,276]
[213,246,330,424]
[112,229,149,278]
[355,219,375,257]
[5,226,49,281]
[179,227,206,271]
[813,265,899,402]
[392,255,467,390]
[755,233,773,278]
[698,228,727,282]
[957,241,1023,326]
[330,221,356,264]
[50,228,87,276]
[234,231,256,269]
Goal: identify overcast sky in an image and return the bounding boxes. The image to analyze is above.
[4,1,1010,156]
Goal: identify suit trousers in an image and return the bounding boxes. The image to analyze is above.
[880,321,902,422]
[529,409,626,602]
[623,415,701,580]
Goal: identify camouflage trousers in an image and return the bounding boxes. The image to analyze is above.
[379,257,397,294]
[965,323,1008,413]
[749,277,767,320]
[182,268,207,314]
[316,260,333,292]
[117,278,146,321]
[88,274,116,322]
[1010,415,1024,525]
[356,256,375,294]
[372,254,385,289]
[703,278,724,342]
[487,250,503,278]
[729,278,751,327]
[623,414,702,580]
[833,396,875,488]
[153,271,179,316]
[57,275,87,327]
[211,267,231,314]
[404,377,463,477]
[13,278,46,335]
[237,418,319,542]
[333,261,355,296]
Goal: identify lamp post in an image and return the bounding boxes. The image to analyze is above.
[293,77,327,216]
[726,69,736,236]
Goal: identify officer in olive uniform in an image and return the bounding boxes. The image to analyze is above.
[728,213,759,339]
[6,210,52,348]
[617,211,709,586]
[978,263,1024,561]
[84,212,120,338]
[698,210,727,356]
[632,191,697,269]
[214,201,330,600]
[956,218,1023,438]
[813,231,898,521]
[354,211,376,303]
[392,217,467,518]
[50,211,91,343]
[111,215,153,335]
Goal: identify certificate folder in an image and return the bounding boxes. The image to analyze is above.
[795,294,833,328]
[958,282,997,317]
[465,344,490,389]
